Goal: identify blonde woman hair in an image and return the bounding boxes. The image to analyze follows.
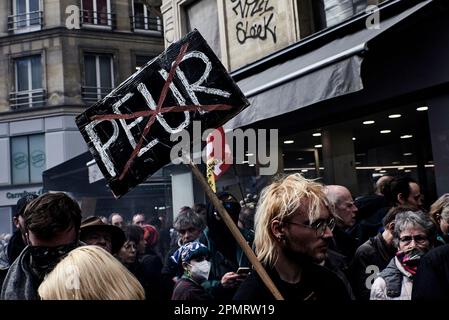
[254,173,328,268]
[429,193,449,226]
[38,245,145,300]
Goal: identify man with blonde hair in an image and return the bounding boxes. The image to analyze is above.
[234,174,350,301]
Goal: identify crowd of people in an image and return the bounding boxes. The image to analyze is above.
[0,173,448,300]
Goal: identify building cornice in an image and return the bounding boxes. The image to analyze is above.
[0,27,164,46]
[0,105,86,123]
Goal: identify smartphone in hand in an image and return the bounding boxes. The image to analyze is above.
[236,267,251,275]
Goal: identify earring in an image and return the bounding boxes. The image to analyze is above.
[276,234,284,241]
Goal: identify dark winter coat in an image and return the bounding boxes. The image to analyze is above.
[198,227,253,300]
[328,226,359,262]
[412,244,449,300]
[172,276,213,300]
[129,250,163,301]
[1,246,37,300]
[349,233,396,300]
[1,241,83,300]
[233,261,351,301]
[324,249,355,299]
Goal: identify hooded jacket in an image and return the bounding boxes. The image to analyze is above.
[1,246,41,300]
[1,241,83,300]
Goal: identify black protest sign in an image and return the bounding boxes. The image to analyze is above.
[76,30,249,198]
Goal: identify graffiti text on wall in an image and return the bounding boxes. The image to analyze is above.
[231,0,277,45]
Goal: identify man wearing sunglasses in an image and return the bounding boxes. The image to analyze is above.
[234,174,350,301]
[1,192,82,300]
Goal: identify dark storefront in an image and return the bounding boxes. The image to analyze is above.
[42,152,173,222]
[43,0,449,212]
[217,0,449,208]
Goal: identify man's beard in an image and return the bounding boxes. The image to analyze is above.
[282,236,330,264]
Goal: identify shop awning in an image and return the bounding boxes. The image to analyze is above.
[224,0,432,130]
[42,151,168,197]
[42,151,106,196]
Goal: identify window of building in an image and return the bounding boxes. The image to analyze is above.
[8,0,42,33]
[132,1,162,33]
[10,55,45,109]
[298,0,388,37]
[11,134,46,185]
[135,55,155,71]
[82,53,114,104]
[81,0,113,28]
[321,0,368,28]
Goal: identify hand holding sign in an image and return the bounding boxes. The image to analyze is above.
[76,30,249,198]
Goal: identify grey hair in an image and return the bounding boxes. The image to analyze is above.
[323,185,347,222]
[173,210,205,231]
[393,210,435,248]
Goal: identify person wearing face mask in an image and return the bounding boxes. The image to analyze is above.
[370,210,435,300]
[1,192,83,300]
[161,208,205,299]
[171,241,213,300]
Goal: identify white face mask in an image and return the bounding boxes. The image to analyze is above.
[189,260,211,282]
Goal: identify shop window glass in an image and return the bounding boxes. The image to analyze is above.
[11,134,46,185]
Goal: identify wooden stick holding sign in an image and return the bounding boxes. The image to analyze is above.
[76,29,283,299]
[188,158,284,300]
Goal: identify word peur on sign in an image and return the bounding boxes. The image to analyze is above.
[76,30,250,198]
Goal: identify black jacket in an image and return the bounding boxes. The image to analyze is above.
[199,227,253,300]
[349,233,396,300]
[172,276,213,300]
[412,244,449,300]
[233,261,351,301]
[354,195,390,246]
[325,249,355,299]
[130,250,163,301]
[328,226,359,263]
